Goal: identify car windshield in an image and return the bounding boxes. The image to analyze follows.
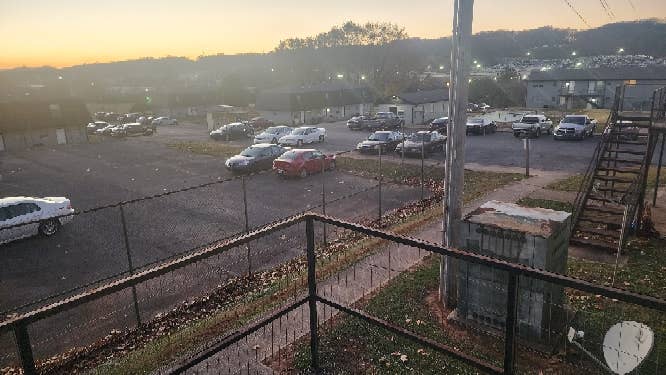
[368,133,390,141]
[377,113,391,118]
[468,118,484,124]
[433,118,447,123]
[409,133,430,142]
[240,147,264,157]
[292,128,307,135]
[521,116,539,123]
[563,116,586,125]
[264,127,281,134]
[279,151,299,160]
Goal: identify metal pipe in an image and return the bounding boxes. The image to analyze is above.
[306,217,319,371]
[653,132,664,207]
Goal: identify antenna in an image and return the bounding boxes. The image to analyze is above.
[603,321,654,375]
[568,321,654,375]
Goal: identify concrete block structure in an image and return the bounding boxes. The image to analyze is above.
[456,201,571,345]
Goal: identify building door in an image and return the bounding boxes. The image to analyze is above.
[56,128,67,145]
[388,106,398,115]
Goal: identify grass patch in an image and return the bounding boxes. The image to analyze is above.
[516,197,573,212]
[546,167,666,192]
[336,156,524,203]
[167,141,243,158]
[567,237,666,374]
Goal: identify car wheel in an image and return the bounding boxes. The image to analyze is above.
[297,140,303,147]
[272,138,278,144]
[319,135,324,143]
[39,219,60,236]
[535,128,541,138]
[299,168,307,178]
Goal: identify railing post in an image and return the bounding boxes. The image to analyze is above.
[653,133,664,207]
[306,217,319,372]
[378,146,382,225]
[503,273,519,375]
[242,176,252,276]
[14,323,36,375]
[119,204,141,326]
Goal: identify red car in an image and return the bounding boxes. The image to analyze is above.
[273,149,336,178]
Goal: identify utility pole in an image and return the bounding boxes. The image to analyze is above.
[441,0,474,308]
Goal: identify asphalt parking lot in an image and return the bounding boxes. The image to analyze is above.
[0,134,420,313]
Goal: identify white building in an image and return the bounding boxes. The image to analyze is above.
[376,89,449,125]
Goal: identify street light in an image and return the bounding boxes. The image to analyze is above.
[439,65,444,70]
[618,48,625,53]
[476,63,481,68]
[360,75,366,80]
[526,52,531,56]
[58,76,63,80]
[571,51,577,56]
[336,74,344,79]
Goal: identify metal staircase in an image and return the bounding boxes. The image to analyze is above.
[570,85,666,252]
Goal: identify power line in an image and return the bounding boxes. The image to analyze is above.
[599,0,615,19]
[562,0,591,27]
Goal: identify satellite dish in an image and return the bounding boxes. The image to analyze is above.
[603,321,654,375]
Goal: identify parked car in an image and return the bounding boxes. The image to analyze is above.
[347,115,372,130]
[248,117,273,130]
[429,117,449,132]
[278,126,326,146]
[253,126,293,144]
[553,115,596,140]
[367,112,403,130]
[152,116,178,126]
[95,124,121,136]
[466,118,496,135]
[512,114,553,138]
[0,197,74,244]
[111,123,153,137]
[210,122,254,141]
[273,149,336,178]
[86,121,109,134]
[356,131,404,153]
[225,144,288,173]
[395,131,446,157]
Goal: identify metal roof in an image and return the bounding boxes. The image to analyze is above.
[528,66,666,81]
[398,89,449,105]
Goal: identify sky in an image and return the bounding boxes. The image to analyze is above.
[0,0,664,69]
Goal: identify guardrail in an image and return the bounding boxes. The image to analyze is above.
[4,213,665,374]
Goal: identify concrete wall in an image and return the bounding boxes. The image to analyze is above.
[259,103,372,125]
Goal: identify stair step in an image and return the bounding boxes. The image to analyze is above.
[594,186,629,193]
[587,194,623,204]
[599,157,643,165]
[596,167,641,174]
[603,149,646,155]
[578,215,622,227]
[616,114,651,122]
[584,204,625,215]
[593,175,635,183]
[570,237,618,251]
[576,226,622,239]
[610,140,648,146]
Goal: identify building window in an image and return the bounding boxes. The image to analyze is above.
[48,104,62,119]
[625,79,637,85]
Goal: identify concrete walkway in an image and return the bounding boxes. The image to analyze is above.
[167,169,572,374]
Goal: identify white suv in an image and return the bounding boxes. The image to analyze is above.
[0,197,74,244]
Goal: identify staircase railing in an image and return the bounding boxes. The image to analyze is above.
[570,85,624,232]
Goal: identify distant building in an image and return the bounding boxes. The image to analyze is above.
[526,66,666,110]
[255,82,373,125]
[0,100,90,152]
[376,89,449,125]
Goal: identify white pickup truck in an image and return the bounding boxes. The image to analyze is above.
[278,126,326,147]
[512,114,553,138]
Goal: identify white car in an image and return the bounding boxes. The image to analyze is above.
[0,197,74,244]
[554,115,597,140]
[152,116,178,126]
[278,127,326,147]
[254,126,293,144]
[512,114,553,137]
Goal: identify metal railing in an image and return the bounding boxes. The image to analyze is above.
[4,213,666,374]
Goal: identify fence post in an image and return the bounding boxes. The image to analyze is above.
[305,217,319,371]
[242,176,252,276]
[14,323,36,375]
[653,133,664,207]
[503,273,519,374]
[321,159,327,246]
[421,141,425,202]
[119,204,141,326]
[378,146,382,225]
